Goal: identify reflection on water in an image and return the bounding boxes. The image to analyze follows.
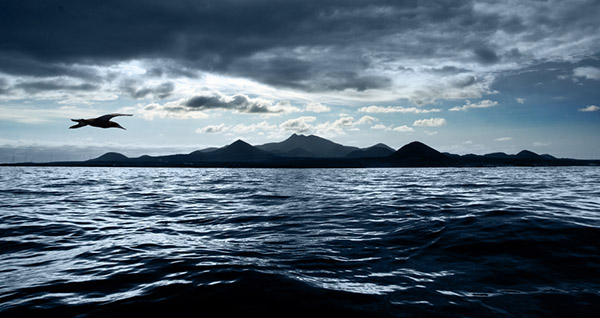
[1,167,599,316]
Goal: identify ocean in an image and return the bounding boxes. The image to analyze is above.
[1,166,599,317]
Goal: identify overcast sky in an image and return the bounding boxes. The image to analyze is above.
[1,0,599,162]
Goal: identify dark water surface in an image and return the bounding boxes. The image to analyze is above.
[1,167,599,317]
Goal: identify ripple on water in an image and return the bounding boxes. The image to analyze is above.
[0,166,599,317]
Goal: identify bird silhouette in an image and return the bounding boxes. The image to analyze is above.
[69,114,133,130]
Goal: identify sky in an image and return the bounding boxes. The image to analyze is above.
[1,0,599,163]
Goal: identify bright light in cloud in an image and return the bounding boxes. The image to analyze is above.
[313,115,378,136]
[371,124,387,130]
[194,115,378,139]
[578,105,599,112]
[196,124,228,134]
[356,116,377,125]
[392,125,414,132]
[574,67,600,80]
[358,106,441,113]
[305,102,331,113]
[413,118,446,127]
[231,121,278,134]
[370,123,414,132]
[449,100,498,112]
[280,116,317,134]
[196,121,279,135]
[138,100,209,120]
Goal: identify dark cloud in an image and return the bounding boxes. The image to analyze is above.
[120,81,175,99]
[317,72,391,92]
[490,56,600,101]
[184,93,282,113]
[474,47,500,65]
[0,52,102,80]
[146,65,199,79]
[16,80,98,93]
[0,78,9,94]
[500,15,527,34]
[451,75,477,88]
[428,66,471,75]
[1,0,599,93]
[229,55,391,91]
[396,66,414,72]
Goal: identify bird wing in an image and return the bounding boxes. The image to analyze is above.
[96,113,133,122]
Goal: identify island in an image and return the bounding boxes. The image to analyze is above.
[3,134,599,168]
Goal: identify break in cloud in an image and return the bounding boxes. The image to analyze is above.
[279,115,377,137]
[578,105,599,112]
[183,93,298,114]
[413,118,447,127]
[120,81,175,100]
[573,67,600,81]
[1,0,599,106]
[197,115,377,138]
[371,124,414,133]
[138,92,300,119]
[304,102,331,113]
[449,100,498,111]
[358,106,441,114]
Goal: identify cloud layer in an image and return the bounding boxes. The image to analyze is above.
[449,100,498,111]
[1,0,599,106]
[578,105,599,112]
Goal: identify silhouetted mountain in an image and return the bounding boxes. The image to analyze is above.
[280,147,317,157]
[206,139,275,162]
[389,141,451,165]
[371,143,395,152]
[88,152,129,162]
[541,154,557,160]
[346,144,395,158]
[483,152,511,159]
[9,134,598,168]
[443,152,461,158]
[515,150,543,160]
[257,134,359,157]
[191,147,219,154]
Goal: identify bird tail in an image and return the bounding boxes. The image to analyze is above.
[69,119,87,129]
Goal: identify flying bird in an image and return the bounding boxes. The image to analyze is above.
[69,113,133,130]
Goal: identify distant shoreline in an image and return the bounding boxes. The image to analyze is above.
[3,135,599,168]
[2,158,598,169]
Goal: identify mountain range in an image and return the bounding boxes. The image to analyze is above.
[4,134,598,167]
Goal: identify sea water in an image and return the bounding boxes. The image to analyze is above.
[1,166,599,317]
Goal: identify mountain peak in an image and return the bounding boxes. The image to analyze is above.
[286,133,321,141]
[208,139,273,161]
[345,144,395,158]
[257,134,359,157]
[230,139,251,147]
[371,143,395,152]
[398,141,434,152]
[89,152,128,162]
[390,141,450,164]
[516,150,541,159]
